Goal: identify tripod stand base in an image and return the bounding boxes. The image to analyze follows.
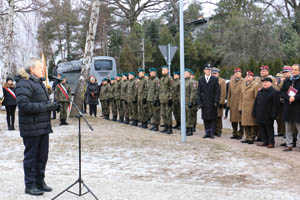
[52,178,99,200]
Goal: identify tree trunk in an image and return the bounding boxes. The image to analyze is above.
[1,0,14,88]
[69,0,100,118]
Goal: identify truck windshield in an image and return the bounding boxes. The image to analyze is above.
[94,60,112,71]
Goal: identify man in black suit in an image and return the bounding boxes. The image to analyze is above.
[197,64,221,138]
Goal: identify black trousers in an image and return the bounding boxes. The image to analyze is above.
[5,105,16,126]
[89,104,97,116]
[203,119,216,136]
[259,123,275,145]
[23,134,49,187]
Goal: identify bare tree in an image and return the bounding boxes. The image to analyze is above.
[69,0,100,118]
[108,0,167,30]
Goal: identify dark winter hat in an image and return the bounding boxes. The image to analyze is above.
[138,68,145,72]
[149,68,157,72]
[122,72,128,77]
[173,71,180,75]
[260,65,269,71]
[129,72,136,76]
[6,76,13,82]
[212,67,220,74]
[262,77,272,83]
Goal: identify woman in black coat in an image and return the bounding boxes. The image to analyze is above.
[252,78,280,148]
[2,76,17,130]
[86,76,99,117]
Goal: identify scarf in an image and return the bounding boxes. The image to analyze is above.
[290,75,300,81]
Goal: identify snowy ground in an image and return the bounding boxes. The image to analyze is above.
[0,110,300,200]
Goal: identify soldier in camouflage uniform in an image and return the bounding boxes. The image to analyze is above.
[144,73,150,122]
[159,66,173,134]
[172,71,181,130]
[127,72,138,126]
[114,74,122,121]
[184,69,198,136]
[110,78,118,121]
[55,75,71,125]
[99,78,110,120]
[190,72,198,132]
[147,68,160,131]
[137,68,148,128]
[120,73,129,124]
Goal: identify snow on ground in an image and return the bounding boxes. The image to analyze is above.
[0,111,300,200]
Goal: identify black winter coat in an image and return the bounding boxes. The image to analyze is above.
[252,86,280,125]
[86,82,99,105]
[2,84,17,106]
[280,78,300,122]
[197,76,220,120]
[15,69,53,137]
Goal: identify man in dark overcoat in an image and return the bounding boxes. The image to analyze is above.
[197,64,221,139]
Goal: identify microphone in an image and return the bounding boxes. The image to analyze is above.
[49,75,63,81]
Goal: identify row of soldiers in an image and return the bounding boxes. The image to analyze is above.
[98,66,199,135]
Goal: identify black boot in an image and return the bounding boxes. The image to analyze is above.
[153,125,159,131]
[119,117,124,123]
[142,122,148,129]
[186,128,193,136]
[63,119,69,125]
[192,127,196,132]
[59,119,64,126]
[131,120,138,126]
[124,117,129,124]
[25,186,44,196]
[36,180,53,192]
[112,116,117,121]
[149,125,155,130]
[166,126,173,134]
[160,125,168,133]
[104,115,109,120]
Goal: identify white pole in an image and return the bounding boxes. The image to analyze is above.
[168,44,171,74]
[179,0,186,142]
[142,38,145,70]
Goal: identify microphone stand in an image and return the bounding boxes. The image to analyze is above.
[52,87,98,200]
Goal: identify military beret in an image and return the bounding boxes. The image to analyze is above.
[103,78,108,81]
[185,68,192,73]
[135,75,139,79]
[138,68,145,72]
[145,73,149,77]
[61,74,66,79]
[116,73,122,77]
[203,64,212,70]
[234,68,241,73]
[173,71,180,75]
[149,68,157,72]
[246,71,254,76]
[129,72,136,76]
[283,66,292,72]
[111,77,115,80]
[161,66,168,69]
[262,77,272,82]
[122,72,128,77]
[212,67,220,73]
[260,65,269,70]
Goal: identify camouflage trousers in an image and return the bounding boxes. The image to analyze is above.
[148,102,160,125]
[138,101,148,123]
[116,99,121,119]
[111,98,118,117]
[161,103,172,126]
[172,100,181,124]
[100,100,110,116]
[129,102,138,120]
[186,105,195,128]
[59,101,69,120]
[193,106,198,127]
[120,99,128,119]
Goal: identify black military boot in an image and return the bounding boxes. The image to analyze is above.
[192,127,196,132]
[112,116,117,121]
[160,125,168,133]
[131,120,138,126]
[153,125,159,131]
[59,119,64,126]
[186,128,193,136]
[25,186,44,196]
[124,117,129,124]
[142,122,148,129]
[63,120,69,125]
[119,117,124,123]
[166,126,173,134]
[36,180,53,192]
[104,115,109,120]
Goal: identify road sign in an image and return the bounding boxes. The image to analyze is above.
[159,45,178,74]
